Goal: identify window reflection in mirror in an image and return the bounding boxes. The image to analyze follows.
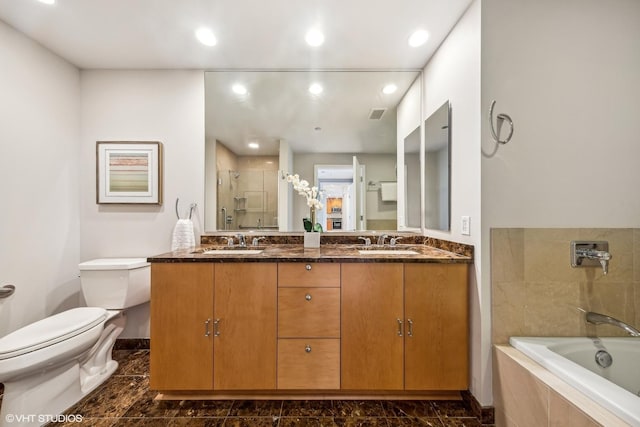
[424,100,451,231]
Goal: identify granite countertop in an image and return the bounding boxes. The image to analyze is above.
[147,243,472,264]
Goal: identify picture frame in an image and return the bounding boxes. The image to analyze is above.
[96,141,163,204]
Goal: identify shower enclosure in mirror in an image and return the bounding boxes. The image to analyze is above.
[424,100,451,230]
[204,70,422,232]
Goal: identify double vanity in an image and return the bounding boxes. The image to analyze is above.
[147,235,472,399]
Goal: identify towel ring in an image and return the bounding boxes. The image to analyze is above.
[175,198,197,220]
[0,284,15,299]
[489,100,514,145]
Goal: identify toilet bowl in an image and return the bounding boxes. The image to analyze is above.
[0,258,150,427]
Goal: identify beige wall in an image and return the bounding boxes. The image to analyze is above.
[492,228,640,345]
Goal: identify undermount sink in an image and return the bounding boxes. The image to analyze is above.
[358,249,419,255]
[201,249,264,255]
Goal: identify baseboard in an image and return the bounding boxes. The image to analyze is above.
[461,390,495,425]
[114,338,150,350]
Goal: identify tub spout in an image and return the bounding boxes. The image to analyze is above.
[586,311,640,337]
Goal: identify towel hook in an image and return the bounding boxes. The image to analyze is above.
[175,198,197,220]
[489,100,514,145]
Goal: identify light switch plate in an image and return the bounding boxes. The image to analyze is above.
[461,216,470,235]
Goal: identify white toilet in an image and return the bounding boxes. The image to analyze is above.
[0,258,150,426]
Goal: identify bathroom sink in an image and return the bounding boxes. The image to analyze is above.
[358,249,419,255]
[202,249,264,255]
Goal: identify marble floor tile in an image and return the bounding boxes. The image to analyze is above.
[331,401,386,417]
[20,348,491,427]
[281,400,336,417]
[228,400,283,417]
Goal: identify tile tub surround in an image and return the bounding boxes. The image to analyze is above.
[46,349,492,426]
[491,228,640,344]
[493,345,629,427]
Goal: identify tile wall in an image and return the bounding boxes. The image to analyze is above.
[491,228,640,344]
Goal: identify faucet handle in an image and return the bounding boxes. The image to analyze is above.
[389,236,403,246]
[223,237,234,247]
[252,236,266,246]
[357,236,371,246]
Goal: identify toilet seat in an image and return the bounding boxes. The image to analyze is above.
[0,307,107,360]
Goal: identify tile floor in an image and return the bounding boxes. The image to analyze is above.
[1,350,492,426]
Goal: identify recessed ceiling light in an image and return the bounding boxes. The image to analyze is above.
[232,84,247,95]
[195,28,217,46]
[382,84,398,94]
[309,83,323,95]
[248,142,260,149]
[408,29,429,47]
[305,29,325,47]
[38,0,55,4]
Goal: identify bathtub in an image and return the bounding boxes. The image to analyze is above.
[510,337,640,426]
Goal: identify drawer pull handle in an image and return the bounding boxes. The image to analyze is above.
[305,293,312,301]
[204,318,211,337]
[305,345,312,353]
[397,318,403,337]
[213,318,221,336]
[407,318,414,337]
[305,264,312,271]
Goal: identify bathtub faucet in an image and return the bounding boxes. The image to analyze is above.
[586,312,640,337]
[572,241,612,275]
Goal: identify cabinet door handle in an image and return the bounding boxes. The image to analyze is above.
[407,318,414,337]
[397,318,403,337]
[305,264,312,271]
[305,344,312,353]
[213,318,221,336]
[305,293,312,301]
[204,318,211,337]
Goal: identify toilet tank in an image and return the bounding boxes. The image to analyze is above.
[79,258,150,309]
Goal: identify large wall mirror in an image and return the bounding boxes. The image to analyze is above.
[204,70,422,232]
[423,100,451,230]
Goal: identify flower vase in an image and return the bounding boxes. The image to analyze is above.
[304,208,321,248]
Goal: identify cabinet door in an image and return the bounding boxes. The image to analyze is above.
[150,263,214,390]
[404,263,469,390]
[214,263,277,390]
[341,263,404,390]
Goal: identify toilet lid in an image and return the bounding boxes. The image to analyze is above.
[0,307,107,360]
[78,258,149,270]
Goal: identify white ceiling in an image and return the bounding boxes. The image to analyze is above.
[0,0,473,69]
[0,0,472,156]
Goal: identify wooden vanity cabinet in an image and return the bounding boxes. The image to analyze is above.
[214,263,277,390]
[404,263,469,390]
[150,262,277,391]
[150,263,214,390]
[341,263,404,390]
[277,263,341,389]
[341,263,469,391]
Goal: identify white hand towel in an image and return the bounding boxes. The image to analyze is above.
[171,219,195,251]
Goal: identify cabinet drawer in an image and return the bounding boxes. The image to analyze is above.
[278,288,340,338]
[278,263,340,287]
[277,339,340,389]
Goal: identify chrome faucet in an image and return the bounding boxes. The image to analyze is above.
[571,241,612,275]
[358,236,371,246]
[377,234,389,246]
[586,312,640,337]
[389,236,403,246]
[235,233,246,248]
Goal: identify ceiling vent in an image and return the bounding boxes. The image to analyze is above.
[368,108,387,120]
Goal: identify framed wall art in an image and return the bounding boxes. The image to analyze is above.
[96,141,163,204]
